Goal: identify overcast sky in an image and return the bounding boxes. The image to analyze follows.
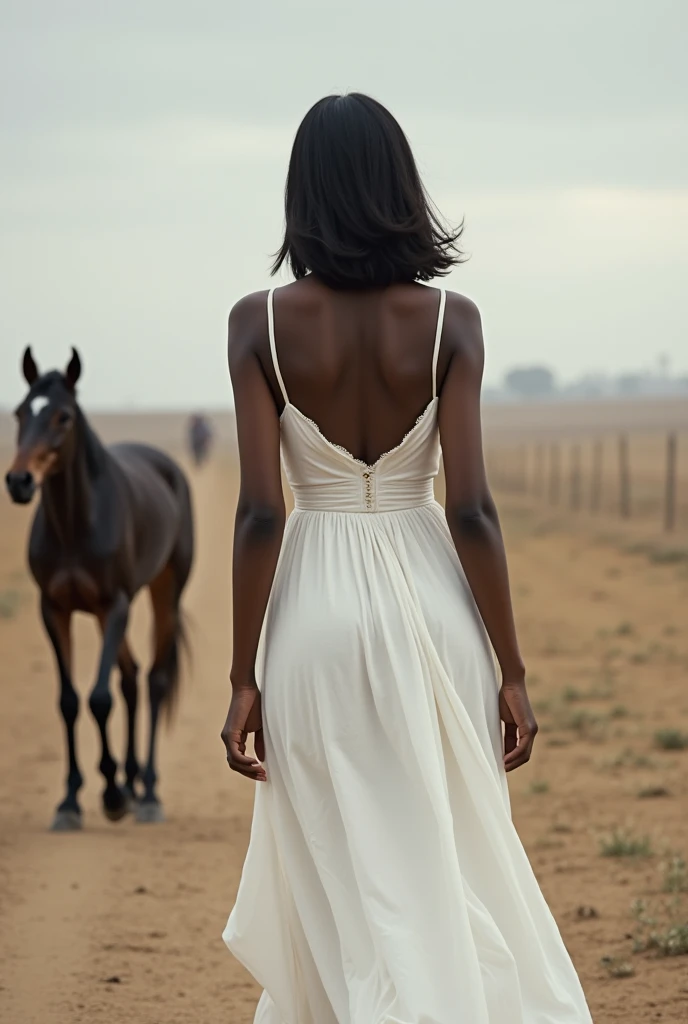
[1,1,686,409]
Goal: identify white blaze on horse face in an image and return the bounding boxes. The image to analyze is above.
[30,396,50,417]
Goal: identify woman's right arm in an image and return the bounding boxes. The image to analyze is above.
[220,292,286,782]
[438,293,537,771]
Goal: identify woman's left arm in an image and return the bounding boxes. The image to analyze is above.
[221,292,285,782]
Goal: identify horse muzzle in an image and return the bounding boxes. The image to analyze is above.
[5,470,37,504]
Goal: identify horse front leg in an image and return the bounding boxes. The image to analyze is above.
[117,639,140,802]
[41,597,83,831]
[90,591,131,822]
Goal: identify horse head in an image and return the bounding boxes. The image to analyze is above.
[5,347,82,504]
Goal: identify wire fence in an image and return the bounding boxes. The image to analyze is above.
[486,431,688,535]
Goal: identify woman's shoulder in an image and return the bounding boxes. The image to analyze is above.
[228,289,270,328]
[443,287,482,324]
[441,289,484,366]
[226,291,271,371]
[393,283,481,326]
[228,281,316,331]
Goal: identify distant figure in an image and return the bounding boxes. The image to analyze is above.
[5,348,194,831]
[188,413,213,466]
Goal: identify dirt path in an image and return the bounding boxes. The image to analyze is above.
[1,459,687,1022]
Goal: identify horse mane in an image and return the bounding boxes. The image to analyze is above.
[74,403,109,479]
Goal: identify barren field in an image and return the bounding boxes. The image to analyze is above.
[1,426,687,1023]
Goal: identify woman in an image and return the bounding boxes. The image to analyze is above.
[222,94,592,1024]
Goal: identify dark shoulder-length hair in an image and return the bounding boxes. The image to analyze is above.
[272,93,464,289]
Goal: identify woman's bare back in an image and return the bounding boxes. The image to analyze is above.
[258,277,448,466]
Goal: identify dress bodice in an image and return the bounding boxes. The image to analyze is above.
[267,285,446,515]
[280,398,440,513]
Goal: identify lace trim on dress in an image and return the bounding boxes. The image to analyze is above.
[282,397,438,471]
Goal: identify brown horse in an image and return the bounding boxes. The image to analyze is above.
[5,348,194,830]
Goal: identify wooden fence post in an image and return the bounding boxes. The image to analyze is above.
[590,440,603,514]
[534,443,545,497]
[664,432,677,532]
[570,444,581,511]
[548,443,561,505]
[618,434,631,519]
[520,444,528,494]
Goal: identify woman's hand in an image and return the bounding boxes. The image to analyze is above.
[499,680,538,772]
[221,683,267,781]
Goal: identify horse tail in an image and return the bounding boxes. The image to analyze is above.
[161,606,192,725]
[158,460,195,725]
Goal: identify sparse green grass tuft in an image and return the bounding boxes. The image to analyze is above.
[651,922,688,956]
[603,749,655,771]
[654,729,688,751]
[638,785,670,799]
[609,705,629,719]
[637,922,688,957]
[624,542,688,566]
[599,829,653,858]
[662,856,688,894]
[557,707,606,740]
[562,686,583,703]
[600,956,635,978]
[632,897,688,956]
[534,837,564,851]
[562,709,592,731]
[0,589,21,620]
[588,680,617,701]
[616,621,635,637]
[576,905,598,919]
[528,780,550,795]
[649,548,688,566]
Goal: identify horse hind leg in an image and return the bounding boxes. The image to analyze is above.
[137,479,193,824]
[137,564,185,824]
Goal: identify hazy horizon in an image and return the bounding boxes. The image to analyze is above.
[2,2,686,411]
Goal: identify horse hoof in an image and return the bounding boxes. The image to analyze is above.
[135,800,165,824]
[103,788,131,822]
[50,809,82,832]
[103,802,130,822]
[123,785,138,807]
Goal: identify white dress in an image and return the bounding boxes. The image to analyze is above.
[224,288,593,1024]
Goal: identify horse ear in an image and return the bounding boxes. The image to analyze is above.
[22,347,39,385]
[64,347,81,390]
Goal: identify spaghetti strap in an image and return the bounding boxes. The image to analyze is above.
[267,287,289,406]
[431,287,446,400]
